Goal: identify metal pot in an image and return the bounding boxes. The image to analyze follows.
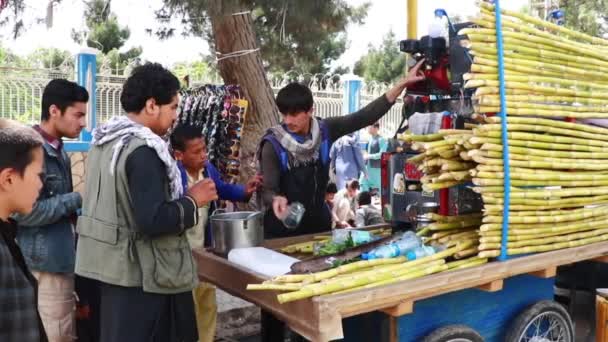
[210,210,264,256]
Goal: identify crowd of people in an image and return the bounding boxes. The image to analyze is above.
[0,58,425,342]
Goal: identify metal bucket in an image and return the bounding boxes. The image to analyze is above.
[210,211,264,256]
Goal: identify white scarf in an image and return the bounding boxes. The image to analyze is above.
[92,116,183,200]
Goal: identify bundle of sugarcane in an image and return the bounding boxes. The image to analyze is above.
[399,129,479,191]
[461,2,608,118]
[464,116,608,257]
[247,241,488,303]
[417,213,482,259]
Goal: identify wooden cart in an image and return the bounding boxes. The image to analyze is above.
[195,234,608,342]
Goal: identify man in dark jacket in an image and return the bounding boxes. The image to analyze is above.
[257,60,425,341]
[14,79,88,342]
[0,119,47,342]
[258,59,425,239]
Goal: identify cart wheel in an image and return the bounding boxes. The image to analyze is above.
[422,325,483,342]
[505,300,574,342]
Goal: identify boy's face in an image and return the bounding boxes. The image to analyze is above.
[1,147,44,215]
[176,137,207,173]
[283,109,313,135]
[325,192,335,203]
[50,102,87,139]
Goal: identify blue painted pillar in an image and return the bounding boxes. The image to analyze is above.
[66,48,98,152]
[342,75,363,115]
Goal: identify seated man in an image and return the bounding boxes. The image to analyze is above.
[355,191,385,227]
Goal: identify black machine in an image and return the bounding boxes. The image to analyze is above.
[381,19,482,229]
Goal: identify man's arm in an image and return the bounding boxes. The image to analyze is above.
[205,162,247,202]
[127,147,198,237]
[325,59,426,141]
[12,192,81,227]
[260,142,282,207]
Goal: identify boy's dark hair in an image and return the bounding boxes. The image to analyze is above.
[0,119,43,176]
[358,191,372,206]
[372,122,380,128]
[326,182,338,194]
[346,179,360,190]
[120,63,180,114]
[170,124,204,151]
[275,82,313,115]
[41,79,89,121]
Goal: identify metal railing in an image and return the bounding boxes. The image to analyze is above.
[0,67,403,134]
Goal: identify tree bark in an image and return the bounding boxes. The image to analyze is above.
[209,0,279,208]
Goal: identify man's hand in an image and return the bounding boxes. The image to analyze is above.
[187,179,218,207]
[402,58,426,87]
[244,174,263,197]
[386,58,426,103]
[272,196,288,220]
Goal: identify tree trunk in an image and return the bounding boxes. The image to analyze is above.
[209,0,279,204]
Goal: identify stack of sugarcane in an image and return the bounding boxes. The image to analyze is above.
[417,213,482,260]
[466,117,608,257]
[460,2,608,257]
[399,128,480,191]
[462,2,608,118]
[247,241,487,303]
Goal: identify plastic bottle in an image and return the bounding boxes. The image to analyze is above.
[406,245,437,260]
[362,231,421,259]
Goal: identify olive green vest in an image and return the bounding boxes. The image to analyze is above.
[75,137,197,294]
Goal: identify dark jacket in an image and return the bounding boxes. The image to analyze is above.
[15,141,81,273]
[0,219,48,342]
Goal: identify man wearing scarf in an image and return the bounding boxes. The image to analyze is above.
[258,60,425,239]
[74,63,217,342]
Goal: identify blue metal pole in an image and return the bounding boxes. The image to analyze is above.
[342,75,362,115]
[494,0,511,261]
[66,48,98,152]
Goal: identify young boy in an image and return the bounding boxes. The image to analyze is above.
[170,123,261,342]
[0,119,47,342]
[355,191,384,227]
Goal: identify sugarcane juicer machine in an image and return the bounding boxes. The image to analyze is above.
[381,15,483,230]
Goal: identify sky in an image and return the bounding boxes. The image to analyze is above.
[0,0,528,70]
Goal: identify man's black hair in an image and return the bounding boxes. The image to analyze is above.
[170,124,204,151]
[372,122,380,128]
[120,63,180,114]
[0,119,43,176]
[326,182,338,194]
[275,82,313,115]
[41,79,89,121]
[358,191,372,206]
[346,179,360,190]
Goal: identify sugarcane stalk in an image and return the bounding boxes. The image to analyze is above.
[504,228,608,249]
[480,99,608,114]
[477,106,608,119]
[479,2,608,46]
[426,219,481,231]
[508,233,608,255]
[472,155,608,171]
[422,180,464,191]
[247,283,303,291]
[455,247,480,259]
[424,213,483,222]
[466,79,608,100]
[482,206,608,224]
[477,149,608,164]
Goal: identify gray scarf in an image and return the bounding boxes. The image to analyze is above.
[92,116,183,200]
[267,117,322,169]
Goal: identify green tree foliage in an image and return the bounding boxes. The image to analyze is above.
[72,0,142,74]
[353,30,406,84]
[559,0,608,38]
[154,0,369,74]
[27,47,71,69]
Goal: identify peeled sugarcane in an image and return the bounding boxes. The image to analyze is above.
[481,228,608,250]
[276,242,474,303]
[482,206,608,224]
[425,218,481,231]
